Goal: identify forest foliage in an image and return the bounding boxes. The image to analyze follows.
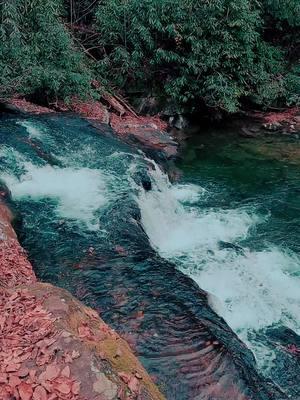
[0,0,299,113]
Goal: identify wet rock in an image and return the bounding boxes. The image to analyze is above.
[239,127,258,138]
[92,373,118,399]
[218,241,245,254]
[7,98,54,114]
[6,97,178,160]
[142,179,152,191]
[0,202,165,400]
[169,114,189,130]
[263,121,283,132]
[126,128,177,159]
[0,282,165,400]
[0,201,36,288]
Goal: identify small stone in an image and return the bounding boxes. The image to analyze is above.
[61,331,71,338]
[135,372,142,379]
[114,347,122,358]
[71,350,80,359]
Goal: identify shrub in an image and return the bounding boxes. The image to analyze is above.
[95,0,299,112]
[0,0,92,101]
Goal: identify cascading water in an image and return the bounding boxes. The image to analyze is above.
[0,113,299,399]
[136,163,300,372]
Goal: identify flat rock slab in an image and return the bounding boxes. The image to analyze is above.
[0,200,164,400]
[0,283,165,400]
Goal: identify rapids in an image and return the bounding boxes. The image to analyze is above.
[0,113,299,399]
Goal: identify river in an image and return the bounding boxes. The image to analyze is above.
[0,113,299,399]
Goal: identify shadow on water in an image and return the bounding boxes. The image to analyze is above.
[0,114,292,399]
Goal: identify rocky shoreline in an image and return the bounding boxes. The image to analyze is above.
[5,98,178,160]
[0,196,165,400]
[6,98,299,157]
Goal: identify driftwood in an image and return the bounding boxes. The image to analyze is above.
[91,80,138,117]
[114,93,139,118]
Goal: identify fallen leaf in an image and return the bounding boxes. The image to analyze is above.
[53,381,71,395]
[128,376,140,394]
[118,372,130,384]
[71,380,81,395]
[17,368,30,378]
[60,366,70,378]
[44,364,60,381]
[6,363,21,372]
[33,385,47,400]
[9,375,21,388]
[18,382,33,400]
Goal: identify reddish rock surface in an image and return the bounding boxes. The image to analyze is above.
[68,100,110,124]
[0,200,165,400]
[9,99,54,115]
[0,201,36,289]
[252,107,300,133]
[6,97,177,159]
[67,99,176,158]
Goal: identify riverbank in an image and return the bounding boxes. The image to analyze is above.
[6,97,300,153]
[0,196,165,400]
[5,98,177,160]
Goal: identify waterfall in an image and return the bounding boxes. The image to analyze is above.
[136,162,300,369]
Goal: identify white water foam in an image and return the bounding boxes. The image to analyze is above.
[0,145,29,168]
[170,183,207,204]
[2,162,108,228]
[137,165,255,254]
[17,120,46,140]
[136,163,300,366]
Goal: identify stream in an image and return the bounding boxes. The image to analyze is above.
[0,113,299,399]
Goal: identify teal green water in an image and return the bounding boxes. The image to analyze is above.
[136,127,300,395]
[1,114,299,399]
[178,130,300,253]
[143,128,300,393]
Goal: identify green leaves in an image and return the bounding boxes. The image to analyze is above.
[0,0,298,111]
[0,0,92,101]
[95,0,299,112]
